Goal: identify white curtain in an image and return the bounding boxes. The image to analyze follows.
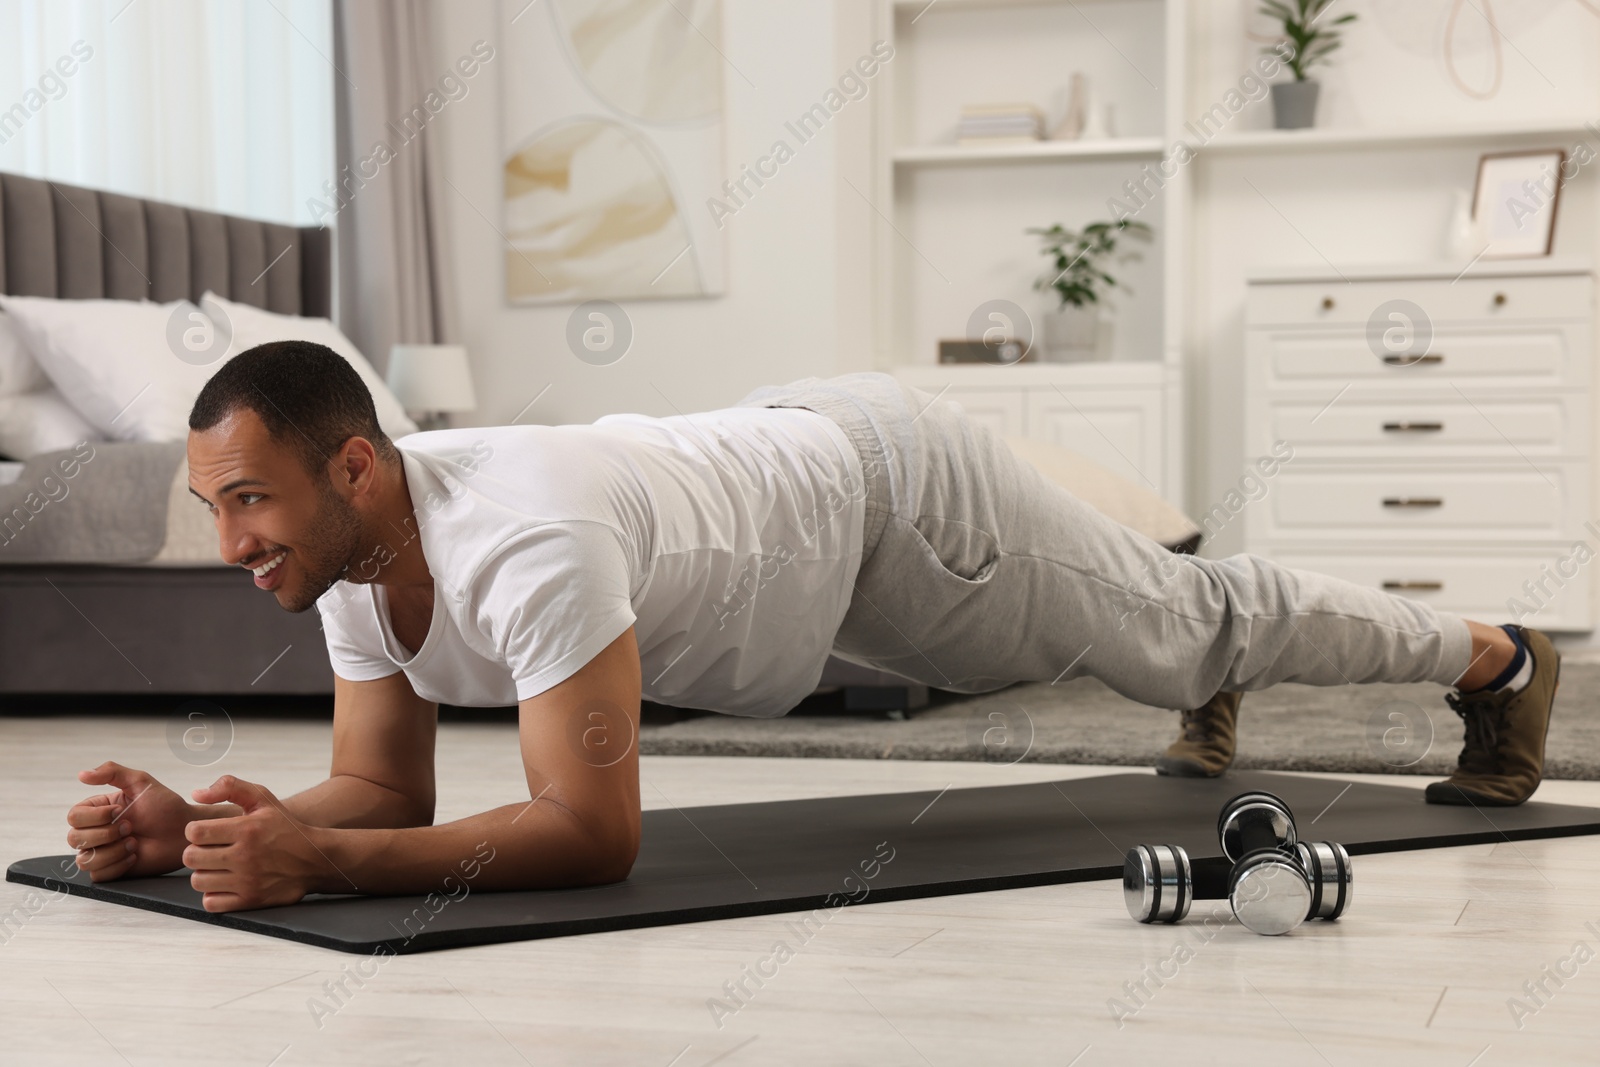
[0,0,334,227]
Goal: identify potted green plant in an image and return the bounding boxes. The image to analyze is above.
[1027,218,1152,362]
[1260,0,1357,129]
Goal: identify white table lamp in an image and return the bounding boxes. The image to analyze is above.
[387,344,476,431]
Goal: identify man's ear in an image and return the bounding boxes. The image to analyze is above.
[329,436,382,498]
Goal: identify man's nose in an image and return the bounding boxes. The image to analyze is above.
[217,514,262,567]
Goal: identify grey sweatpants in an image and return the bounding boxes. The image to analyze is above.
[738,371,1474,710]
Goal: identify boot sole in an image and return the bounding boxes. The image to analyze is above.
[1423,782,1521,807]
[1155,756,1231,779]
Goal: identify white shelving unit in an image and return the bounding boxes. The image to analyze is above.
[864,0,1600,597]
[871,0,1188,505]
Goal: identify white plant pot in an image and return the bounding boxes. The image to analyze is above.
[1043,304,1113,362]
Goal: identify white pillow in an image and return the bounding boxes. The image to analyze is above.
[0,388,104,459]
[0,293,419,444]
[201,292,418,438]
[0,295,197,442]
[0,310,52,397]
[1003,435,1202,549]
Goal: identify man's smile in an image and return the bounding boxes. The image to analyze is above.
[248,548,289,590]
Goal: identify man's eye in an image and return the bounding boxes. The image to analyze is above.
[239,494,264,505]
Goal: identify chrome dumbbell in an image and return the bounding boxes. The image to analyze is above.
[1295,839,1354,923]
[1219,791,1312,936]
[1123,791,1353,935]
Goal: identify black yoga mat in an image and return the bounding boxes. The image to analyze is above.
[10,770,1600,955]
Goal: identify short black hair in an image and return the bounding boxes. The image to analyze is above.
[189,340,396,473]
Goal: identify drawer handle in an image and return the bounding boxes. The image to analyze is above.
[1382,353,1444,366]
[1493,292,1507,307]
[1382,421,1444,432]
[1322,296,1335,310]
[1382,497,1444,508]
[1383,580,1444,591]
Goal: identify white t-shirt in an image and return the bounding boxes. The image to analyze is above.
[315,405,867,717]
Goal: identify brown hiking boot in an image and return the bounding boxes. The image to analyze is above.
[1156,690,1241,778]
[1426,625,1560,807]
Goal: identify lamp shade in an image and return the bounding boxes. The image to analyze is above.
[386,344,477,413]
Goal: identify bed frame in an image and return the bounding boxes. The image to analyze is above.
[0,172,927,708]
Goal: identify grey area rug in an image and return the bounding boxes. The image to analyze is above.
[639,662,1600,781]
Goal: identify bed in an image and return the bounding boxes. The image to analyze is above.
[0,171,336,694]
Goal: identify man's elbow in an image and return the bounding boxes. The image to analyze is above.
[544,792,638,885]
[587,855,636,885]
[585,827,639,884]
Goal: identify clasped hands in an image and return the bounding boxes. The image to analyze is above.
[66,762,343,913]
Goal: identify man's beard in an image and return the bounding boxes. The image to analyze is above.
[278,482,365,613]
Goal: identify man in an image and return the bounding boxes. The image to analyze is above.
[66,343,1559,912]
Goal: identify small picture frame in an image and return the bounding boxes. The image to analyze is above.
[1472,149,1565,258]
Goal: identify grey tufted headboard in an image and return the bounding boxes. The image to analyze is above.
[0,171,330,315]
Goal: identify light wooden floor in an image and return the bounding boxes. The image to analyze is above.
[3,713,1598,1066]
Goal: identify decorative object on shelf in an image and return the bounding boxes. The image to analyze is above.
[939,338,1032,365]
[1079,87,1114,140]
[1028,219,1153,362]
[387,344,477,432]
[1471,149,1565,259]
[957,103,1044,145]
[1444,188,1484,261]
[951,298,1035,365]
[1259,0,1357,129]
[1049,73,1087,141]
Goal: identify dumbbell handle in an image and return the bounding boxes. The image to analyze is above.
[1236,806,1288,858]
[1186,855,1232,901]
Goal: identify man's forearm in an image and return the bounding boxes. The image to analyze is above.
[191,775,427,830]
[311,793,629,896]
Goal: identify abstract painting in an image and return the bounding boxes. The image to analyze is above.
[500,0,727,302]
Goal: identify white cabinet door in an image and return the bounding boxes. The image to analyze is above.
[942,388,1026,438]
[1025,388,1163,490]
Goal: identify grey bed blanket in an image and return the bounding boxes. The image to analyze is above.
[0,441,184,563]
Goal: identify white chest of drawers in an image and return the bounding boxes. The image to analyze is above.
[1242,259,1596,631]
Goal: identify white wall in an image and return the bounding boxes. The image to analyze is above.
[428,0,875,429]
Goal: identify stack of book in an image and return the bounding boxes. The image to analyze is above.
[956,104,1043,145]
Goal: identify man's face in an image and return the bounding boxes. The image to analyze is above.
[187,408,365,613]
